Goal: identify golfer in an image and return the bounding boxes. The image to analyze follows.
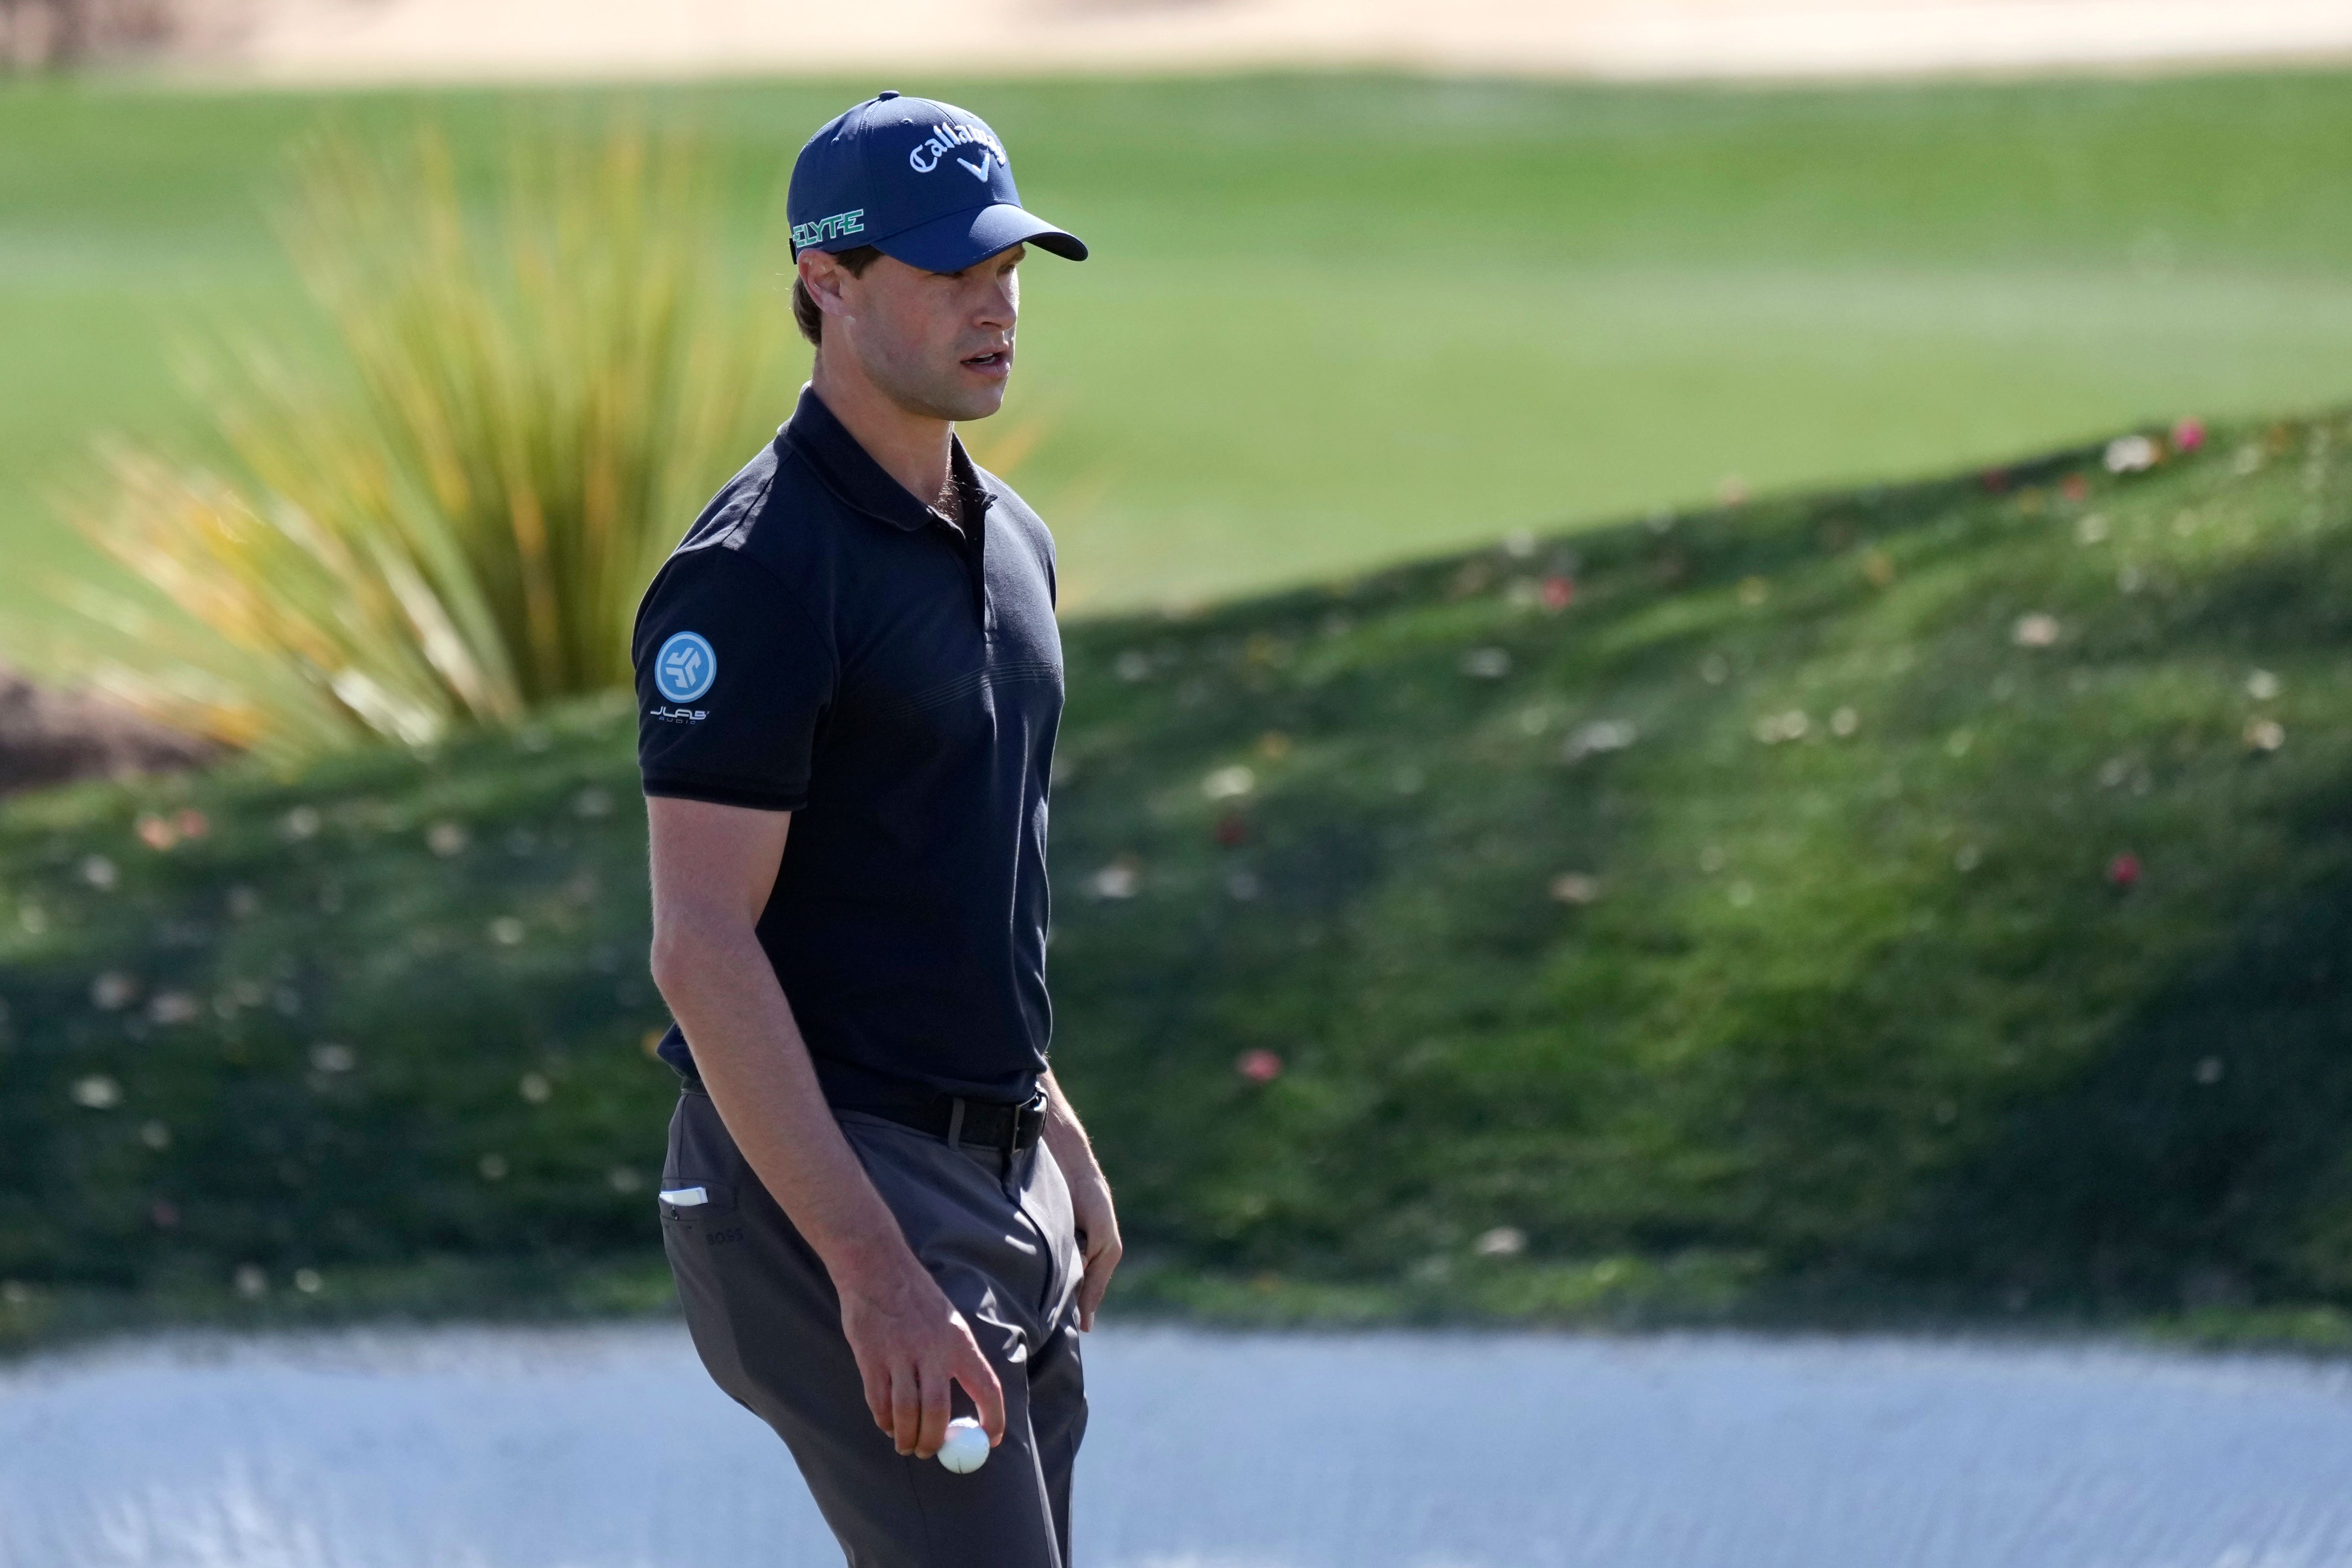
[631,91,1118,1567]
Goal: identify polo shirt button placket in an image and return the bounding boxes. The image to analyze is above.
[964,480,993,636]
[965,538,992,636]
[933,500,990,633]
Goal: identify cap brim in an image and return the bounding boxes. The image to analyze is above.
[870,202,1088,272]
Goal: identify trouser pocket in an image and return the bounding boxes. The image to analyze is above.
[659,1091,748,1254]
[657,1177,741,1246]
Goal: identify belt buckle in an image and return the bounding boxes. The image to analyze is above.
[1015,1089,1048,1150]
[946,1089,1046,1154]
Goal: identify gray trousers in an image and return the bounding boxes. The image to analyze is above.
[659,1084,1089,1567]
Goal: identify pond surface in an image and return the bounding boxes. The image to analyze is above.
[4,1322,2349,1568]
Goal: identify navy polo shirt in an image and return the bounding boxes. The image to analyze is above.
[632,384,1064,1107]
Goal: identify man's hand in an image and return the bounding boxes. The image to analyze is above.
[837,1251,1007,1459]
[1038,1068,1122,1332]
[1065,1162,1123,1332]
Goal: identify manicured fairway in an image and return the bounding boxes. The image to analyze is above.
[5,69,2352,646]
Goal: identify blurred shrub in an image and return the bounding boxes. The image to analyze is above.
[59,123,782,765]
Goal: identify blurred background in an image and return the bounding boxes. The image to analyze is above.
[6,5,2352,1563]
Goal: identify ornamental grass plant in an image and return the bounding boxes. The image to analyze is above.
[54,122,784,765]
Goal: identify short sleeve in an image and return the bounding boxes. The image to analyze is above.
[633,548,835,813]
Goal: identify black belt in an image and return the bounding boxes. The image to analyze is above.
[840,1089,1048,1154]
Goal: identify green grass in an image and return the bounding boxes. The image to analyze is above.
[8,69,2352,648]
[6,403,2352,1351]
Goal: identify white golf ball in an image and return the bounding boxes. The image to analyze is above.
[938,1417,990,1474]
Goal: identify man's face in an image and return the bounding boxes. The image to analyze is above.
[809,244,1024,422]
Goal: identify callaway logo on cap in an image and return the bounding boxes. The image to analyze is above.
[787,90,1089,274]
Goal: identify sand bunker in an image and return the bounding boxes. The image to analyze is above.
[183,0,2352,86]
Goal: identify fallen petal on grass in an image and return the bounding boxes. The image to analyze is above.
[1549,873,1601,905]
[2013,613,2061,647]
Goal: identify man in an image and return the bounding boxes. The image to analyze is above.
[631,91,1120,1567]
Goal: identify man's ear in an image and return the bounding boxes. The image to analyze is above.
[798,250,854,325]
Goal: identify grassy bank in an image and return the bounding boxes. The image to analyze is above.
[7,402,2352,1352]
[8,68,2352,642]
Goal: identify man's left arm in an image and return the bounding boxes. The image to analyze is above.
[1039,1068,1121,1330]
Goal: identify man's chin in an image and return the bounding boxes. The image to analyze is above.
[887,376,1007,424]
[937,383,1011,423]
[860,352,1008,423]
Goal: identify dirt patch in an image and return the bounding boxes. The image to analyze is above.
[0,667,217,799]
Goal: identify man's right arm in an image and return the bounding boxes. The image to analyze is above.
[645,794,1004,1460]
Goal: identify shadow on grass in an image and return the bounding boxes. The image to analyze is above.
[1902,818,2352,1315]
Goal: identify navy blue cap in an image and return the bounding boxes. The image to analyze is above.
[787,90,1087,273]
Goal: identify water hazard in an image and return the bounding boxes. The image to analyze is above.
[5,1323,2349,1567]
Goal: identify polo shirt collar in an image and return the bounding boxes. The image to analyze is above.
[779,382,996,534]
